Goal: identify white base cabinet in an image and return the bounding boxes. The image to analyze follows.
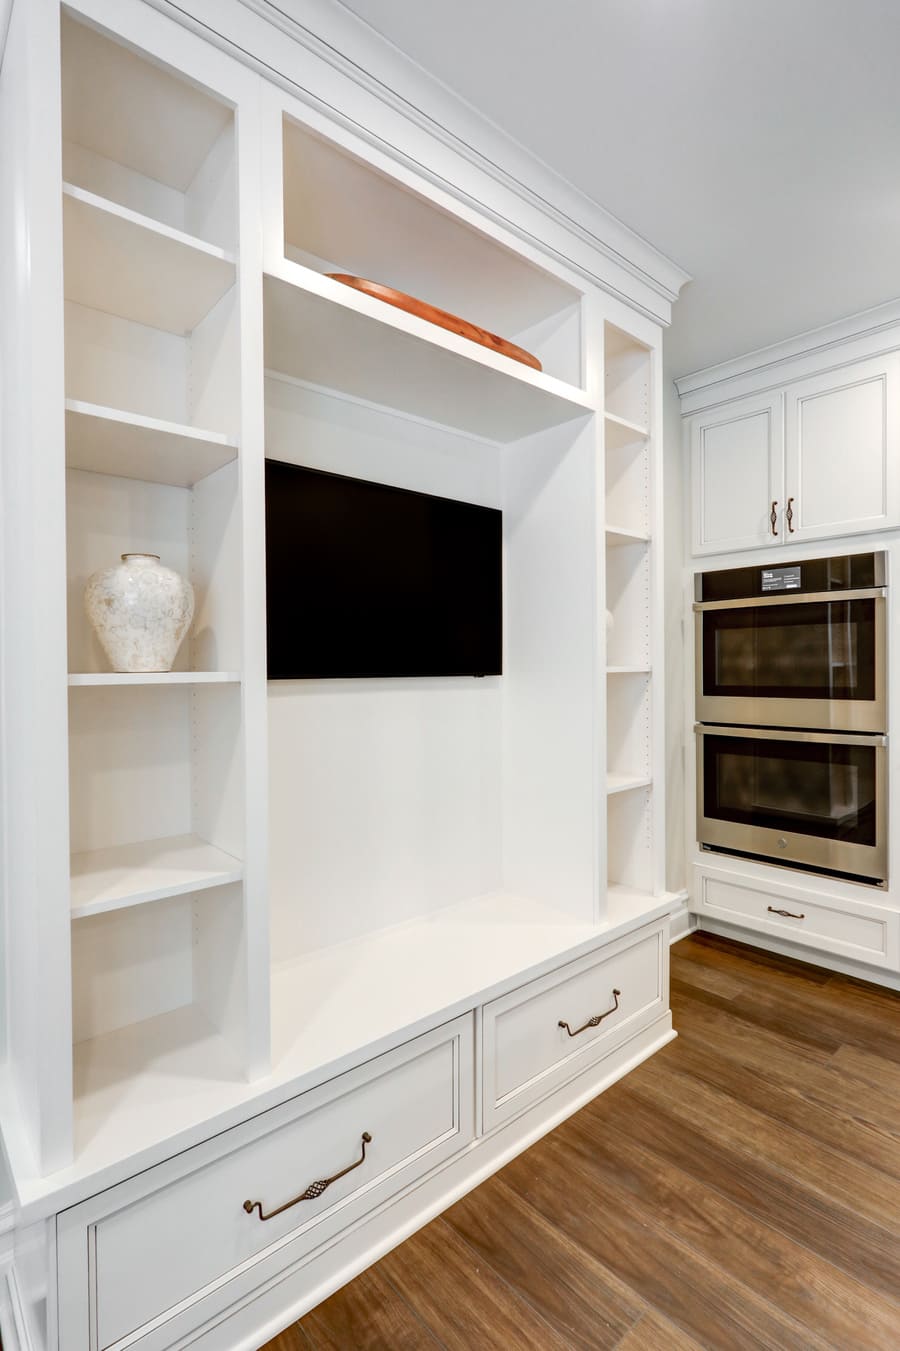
[56,920,670,1351]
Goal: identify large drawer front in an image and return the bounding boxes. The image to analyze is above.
[694,866,899,967]
[58,1015,474,1351]
[481,922,667,1132]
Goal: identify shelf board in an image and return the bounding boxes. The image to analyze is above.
[63,184,236,335]
[606,525,651,547]
[70,833,243,919]
[605,411,649,448]
[606,666,652,675]
[607,773,653,796]
[68,672,240,687]
[263,265,597,443]
[65,400,237,488]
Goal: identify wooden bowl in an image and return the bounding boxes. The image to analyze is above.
[327,274,543,372]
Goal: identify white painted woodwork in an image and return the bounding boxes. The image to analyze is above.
[0,8,674,1344]
[60,1017,473,1351]
[67,671,240,685]
[606,525,650,546]
[690,391,783,555]
[606,773,653,795]
[262,268,596,443]
[0,0,74,1174]
[65,399,237,487]
[62,185,236,336]
[694,865,900,968]
[481,922,665,1131]
[607,673,651,785]
[604,325,650,430]
[783,354,900,542]
[280,111,584,386]
[60,11,232,198]
[70,834,243,919]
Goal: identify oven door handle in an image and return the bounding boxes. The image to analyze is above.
[694,587,885,612]
[694,724,887,748]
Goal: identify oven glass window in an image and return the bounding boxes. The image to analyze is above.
[703,735,877,846]
[702,599,876,700]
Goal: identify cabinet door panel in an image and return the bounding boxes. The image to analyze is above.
[690,394,782,555]
[785,355,900,542]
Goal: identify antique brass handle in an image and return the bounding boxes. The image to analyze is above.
[770,500,778,536]
[768,905,805,919]
[559,989,621,1037]
[243,1132,372,1221]
[786,496,795,533]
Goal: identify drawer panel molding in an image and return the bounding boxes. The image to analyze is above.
[693,865,899,968]
[57,1015,474,1351]
[481,921,667,1133]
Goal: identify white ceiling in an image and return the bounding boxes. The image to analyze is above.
[338,0,900,377]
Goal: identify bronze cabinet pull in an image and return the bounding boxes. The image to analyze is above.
[243,1132,372,1222]
[786,496,795,533]
[770,500,778,536]
[558,989,621,1037]
[767,905,805,919]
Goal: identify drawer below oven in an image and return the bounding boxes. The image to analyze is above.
[57,1015,474,1351]
[694,865,899,967]
[481,921,667,1133]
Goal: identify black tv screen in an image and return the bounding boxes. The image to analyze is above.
[265,460,502,679]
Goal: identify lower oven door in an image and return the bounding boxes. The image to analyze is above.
[696,725,887,883]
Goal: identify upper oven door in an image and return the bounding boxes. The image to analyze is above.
[695,589,886,732]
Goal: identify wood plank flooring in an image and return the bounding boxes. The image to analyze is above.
[262,933,900,1350]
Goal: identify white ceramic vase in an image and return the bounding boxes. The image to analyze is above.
[84,553,195,673]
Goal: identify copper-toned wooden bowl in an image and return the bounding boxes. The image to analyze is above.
[327,273,543,372]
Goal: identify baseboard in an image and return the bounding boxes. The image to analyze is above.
[0,1265,35,1351]
[668,891,695,943]
[694,916,900,990]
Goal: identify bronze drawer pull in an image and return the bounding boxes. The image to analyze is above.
[243,1132,372,1221]
[786,496,795,533]
[767,905,805,919]
[559,989,621,1037]
[770,500,778,536]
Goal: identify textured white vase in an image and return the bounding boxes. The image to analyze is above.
[84,553,195,673]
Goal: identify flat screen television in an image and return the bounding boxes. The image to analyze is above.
[265,459,503,679]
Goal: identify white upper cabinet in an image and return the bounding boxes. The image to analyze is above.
[690,392,783,555]
[783,354,900,544]
[689,354,900,555]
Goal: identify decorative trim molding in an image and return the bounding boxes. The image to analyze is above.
[0,1266,34,1351]
[695,916,900,991]
[142,0,689,322]
[667,891,694,943]
[675,295,900,401]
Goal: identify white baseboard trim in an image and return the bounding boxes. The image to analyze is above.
[667,891,695,943]
[694,916,900,990]
[0,1264,34,1351]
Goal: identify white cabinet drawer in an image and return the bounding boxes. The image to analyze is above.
[57,1015,474,1351]
[481,922,667,1132]
[694,866,900,967]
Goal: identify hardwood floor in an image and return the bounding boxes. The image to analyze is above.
[262,933,900,1350]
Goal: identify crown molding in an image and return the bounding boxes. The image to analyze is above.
[145,0,689,322]
[675,295,900,402]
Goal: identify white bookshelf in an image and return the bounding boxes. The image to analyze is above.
[604,322,662,899]
[0,0,670,1209]
[70,834,243,919]
[63,185,236,336]
[263,265,596,442]
[65,400,238,487]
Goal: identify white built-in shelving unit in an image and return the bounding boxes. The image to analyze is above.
[0,0,671,1211]
[604,325,663,901]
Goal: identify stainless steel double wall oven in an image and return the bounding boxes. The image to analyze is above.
[695,552,888,884]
